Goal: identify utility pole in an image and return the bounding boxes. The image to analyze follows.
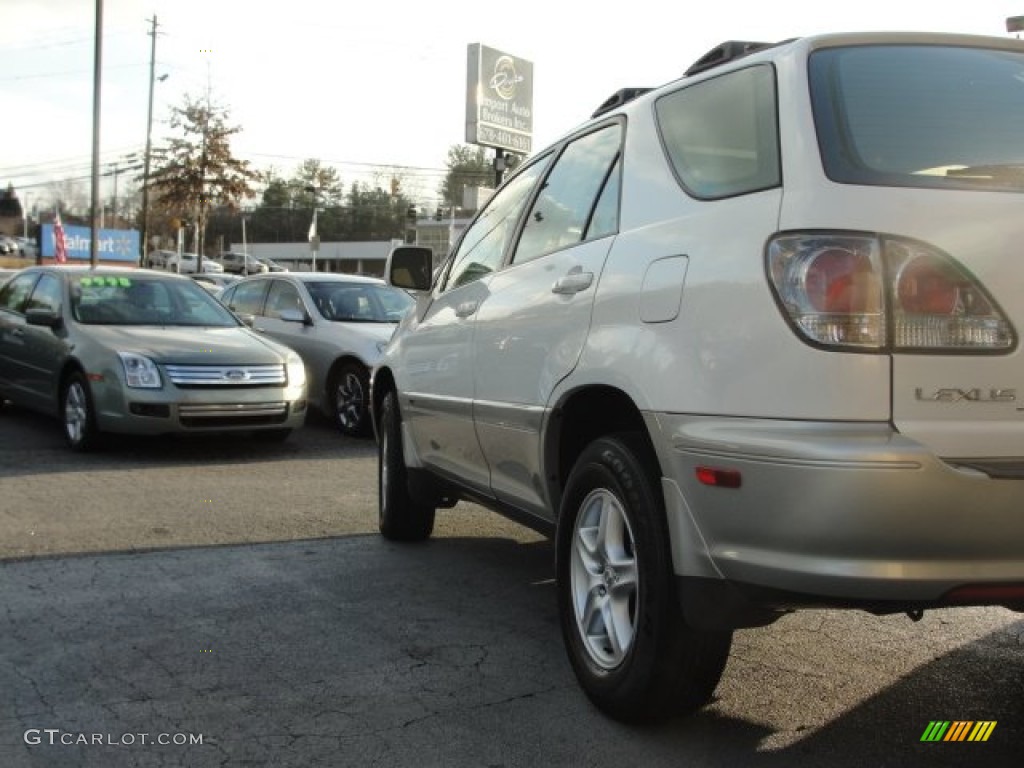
[140,15,159,266]
[89,0,104,268]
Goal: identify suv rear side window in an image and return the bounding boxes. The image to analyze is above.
[513,124,622,264]
[656,64,780,199]
[810,44,1024,191]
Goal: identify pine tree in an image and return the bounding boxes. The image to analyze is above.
[147,95,260,262]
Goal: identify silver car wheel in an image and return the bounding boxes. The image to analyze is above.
[64,380,89,445]
[335,370,365,432]
[570,487,638,670]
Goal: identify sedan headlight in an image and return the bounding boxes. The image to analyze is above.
[285,353,306,388]
[118,352,162,389]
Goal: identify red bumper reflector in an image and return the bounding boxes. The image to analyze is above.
[696,466,742,488]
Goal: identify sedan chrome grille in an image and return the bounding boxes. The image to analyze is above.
[178,402,290,428]
[164,364,286,387]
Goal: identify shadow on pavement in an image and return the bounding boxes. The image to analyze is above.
[0,402,370,480]
[1,533,1021,767]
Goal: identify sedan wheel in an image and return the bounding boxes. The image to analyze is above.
[331,363,370,437]
[62,373,100,452]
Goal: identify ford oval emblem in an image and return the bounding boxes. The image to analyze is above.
[225,369,248,381]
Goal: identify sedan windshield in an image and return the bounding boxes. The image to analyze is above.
[71,274,240,327]
[305,282,414,323]
[810,44,1024,191]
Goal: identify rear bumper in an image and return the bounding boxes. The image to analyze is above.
[651,414,1024,611]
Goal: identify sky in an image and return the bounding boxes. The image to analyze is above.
[2,0,1022,213]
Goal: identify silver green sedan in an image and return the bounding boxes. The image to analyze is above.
[0,266,308,450]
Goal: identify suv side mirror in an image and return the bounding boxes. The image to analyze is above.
[386,246,434,291]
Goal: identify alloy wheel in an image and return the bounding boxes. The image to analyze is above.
[569,488,639,670]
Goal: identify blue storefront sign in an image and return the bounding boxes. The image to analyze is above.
[40,224,140,263]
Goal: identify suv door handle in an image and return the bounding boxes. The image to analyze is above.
[455,300,479,318]
[552,270,594,295]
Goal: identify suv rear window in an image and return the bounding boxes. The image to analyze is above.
[655,64,780,199]
[810,44,1024,191]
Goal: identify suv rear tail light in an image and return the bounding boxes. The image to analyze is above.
[767,233,1015,352]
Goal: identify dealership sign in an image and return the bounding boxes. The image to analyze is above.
[466,43,533,154]
[41,223,140,262]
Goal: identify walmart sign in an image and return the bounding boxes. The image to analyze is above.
[40,223,140,263]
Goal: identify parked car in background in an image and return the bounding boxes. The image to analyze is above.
[164,252,225,274]
[218,251,269,275]
[373,31,1024,723]
[13,237,39,260]
[0,235,18,255]
[191,273,240,296]
[0,266,307,449]
[254,256,288,272]
[146,250,176,269]
[219,272,413,437]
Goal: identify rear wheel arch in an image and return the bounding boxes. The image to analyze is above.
[545,385,658,513]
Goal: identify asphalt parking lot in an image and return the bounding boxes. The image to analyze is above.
[1,405,1022,767]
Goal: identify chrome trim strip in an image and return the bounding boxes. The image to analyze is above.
[178,402,288,418]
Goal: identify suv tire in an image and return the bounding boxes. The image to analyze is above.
[556,433,732,722]
[378,390,435,541]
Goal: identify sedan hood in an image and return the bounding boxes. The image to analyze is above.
[331,322,397,345]
[81,326,288,365]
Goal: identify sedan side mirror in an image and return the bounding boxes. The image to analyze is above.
[25,307,62,329]
[278,308,309,325]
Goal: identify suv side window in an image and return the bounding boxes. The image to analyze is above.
[223,280,269,315]
[442,154,552,292]
[513,124,622,264]
[656,64,780,199]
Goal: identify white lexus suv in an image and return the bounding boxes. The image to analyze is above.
[372,32,1024,722]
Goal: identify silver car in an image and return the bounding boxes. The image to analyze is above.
[0,266,307,449]
[219,273,413,437]
[373,32,1024,722]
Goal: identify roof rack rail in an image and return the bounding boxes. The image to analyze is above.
[591,87,652,119]
[684,40,771,77]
